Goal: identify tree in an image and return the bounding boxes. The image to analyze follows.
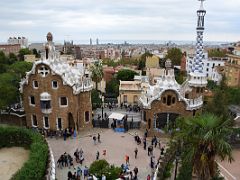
[91,89,102,109]
[116,69,138,81]
[106,78,119,97]
[90,62,103,91]
[174,114,233,180]
[32,48,41,58]
[18,48,31,61]
[0,73,19,108]
[89,160,121,179]
[0,51,7,64]
[9,61,33,78]
[165,48,182,66]
[208,49,226,58]
[8,53,18,64]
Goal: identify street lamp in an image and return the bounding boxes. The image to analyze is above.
[174,148,181,180]
[101,95,104,122]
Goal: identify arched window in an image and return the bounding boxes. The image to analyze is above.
[163,97,166,104]
[167,95,172,106]
[172,97,176,104]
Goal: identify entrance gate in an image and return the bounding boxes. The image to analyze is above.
[154,113,179,130]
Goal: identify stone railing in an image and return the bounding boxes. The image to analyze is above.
[186,96,203,110]
[45,140,56,180]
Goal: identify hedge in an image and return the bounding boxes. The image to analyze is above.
[0,126,48,180]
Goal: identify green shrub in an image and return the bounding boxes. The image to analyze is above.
[89,159,121,179]
[0,126,48,180]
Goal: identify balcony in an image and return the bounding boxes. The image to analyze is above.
[41,108,52,114]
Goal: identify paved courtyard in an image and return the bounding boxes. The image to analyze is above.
[48,128,168,180]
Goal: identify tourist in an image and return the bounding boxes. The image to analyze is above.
[93,135,97,145]
[134,148,138,159]
[144,129,148,137]
[147,174,151,180]
[129,171,133,180]
[154,138,158,148]
[79,154,84,165]
[72,172,76,179]
[83,166,89,179]
[143,138,147,150]
[67,171,73,180]
[125,155,130,165]
[96,151,100,160]
[103,149,106,156]
[98,133,101,143]
[161,147,165,156]
[133,166,138,179]
[76,167,82,179]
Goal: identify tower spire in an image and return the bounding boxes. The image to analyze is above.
[192,0,206,73]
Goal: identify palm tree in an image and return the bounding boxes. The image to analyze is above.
[175,114,233,180]
[90,62,103,91]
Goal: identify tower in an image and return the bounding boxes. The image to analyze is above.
[188,0,207,88]
[96,38,99,45]
[90,38,92,45]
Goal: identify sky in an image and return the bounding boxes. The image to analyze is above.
[0,0,239,43]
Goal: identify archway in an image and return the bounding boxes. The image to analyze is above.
[68,113,75,129]
[155,112,179,130]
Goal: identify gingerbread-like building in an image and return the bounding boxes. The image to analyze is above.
[20,33,93,131]
[139,0,208,133]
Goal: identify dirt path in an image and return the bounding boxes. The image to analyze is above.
[0,147,29,180]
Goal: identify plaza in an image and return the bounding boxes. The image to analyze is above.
[48,128,168,179]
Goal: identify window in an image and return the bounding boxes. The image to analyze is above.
[185,94,189,99]
[60,97,68,106]
[85,111,90,122]
[40,100,51,109]
[206,73,208,77]
[143,111,146,122]
[57,118,62,130]
[33,81,38,88]
[52,80,58,89]
[163,97,166,104]
[207,63,209,66]
[193,110,196,117]
[38,66,49,77]
[206,68,209,72]
[32,115,37,127]
[43,116,49,128]
[172,97,176,104]
[167,95,172,106]
[29,96,35,105]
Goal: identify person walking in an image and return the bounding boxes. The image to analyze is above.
[134,148,138,159]
[96,151,100,160]
[147,174,151,180]
[97,133,101,143]
[133,166,138,179]
[93,135,96,145]
[143,138,147,150]
[125,155,130,165]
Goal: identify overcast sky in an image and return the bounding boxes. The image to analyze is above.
[0,0,239,43]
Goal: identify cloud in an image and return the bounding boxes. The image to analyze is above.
[0,0,239,42]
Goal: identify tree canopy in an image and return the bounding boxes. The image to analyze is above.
[0,51,33,109]
[208,48,227,58]
[90,62,103,90]
[174,114,233,180]
[116,69,138,81]
[18,48,32,61]
[165,48,182,66]
[89,159,122,179]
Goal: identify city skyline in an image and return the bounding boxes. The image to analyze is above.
[0,0,239,43]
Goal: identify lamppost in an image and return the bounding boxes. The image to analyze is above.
[101,94,104,121]
[174,148,181,180]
